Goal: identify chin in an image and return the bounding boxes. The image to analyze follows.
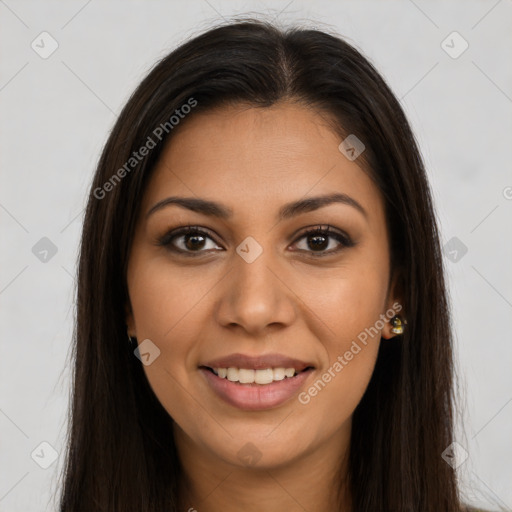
[203,431,314,471]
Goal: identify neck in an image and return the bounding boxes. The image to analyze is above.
[174,423,353,512]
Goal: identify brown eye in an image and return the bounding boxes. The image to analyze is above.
[182,232,207,251]
[157,224,354,258]
[305,233,330,251]
[291,225,354,257]
[157,226,222,255]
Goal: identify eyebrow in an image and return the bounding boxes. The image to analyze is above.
[146,192,368,221]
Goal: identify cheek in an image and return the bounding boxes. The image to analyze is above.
[127,255,222,409]
[294,260,387,410]
[298,258,389,349]
[295,285,383,435]
[128,253,213,341]
[127,262,208,425]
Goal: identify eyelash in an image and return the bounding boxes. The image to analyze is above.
[156,224,355,258]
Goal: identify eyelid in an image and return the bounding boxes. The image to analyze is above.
[156,224,354,257]
[290,224,354,256]
[156,224,221,250]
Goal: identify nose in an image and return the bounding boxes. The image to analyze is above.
[215,246,297,336]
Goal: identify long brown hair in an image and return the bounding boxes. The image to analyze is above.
[59,18,465,511]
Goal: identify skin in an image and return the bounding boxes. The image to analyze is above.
[126,101,402,512]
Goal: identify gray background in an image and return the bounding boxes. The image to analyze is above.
[1,1,511,511]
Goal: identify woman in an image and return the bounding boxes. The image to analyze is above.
[59,18,486,511]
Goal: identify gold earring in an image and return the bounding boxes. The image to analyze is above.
[390,315,407,334]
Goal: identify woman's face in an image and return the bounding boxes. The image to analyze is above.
[126,102,400,471]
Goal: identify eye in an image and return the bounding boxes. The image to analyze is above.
[157,224,355,257]
[157,225,222,255]
[290,225,354,257]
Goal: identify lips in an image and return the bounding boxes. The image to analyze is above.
[198,352,316,410]
[201,353,314,372]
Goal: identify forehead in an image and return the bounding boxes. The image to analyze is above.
[141,102,385,226]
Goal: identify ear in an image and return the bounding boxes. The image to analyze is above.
[381,269,406,340]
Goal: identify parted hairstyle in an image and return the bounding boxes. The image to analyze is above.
[58,18,472,512]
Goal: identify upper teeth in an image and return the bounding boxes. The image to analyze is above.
[213,367,298,384]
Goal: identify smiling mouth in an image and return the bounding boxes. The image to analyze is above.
[200,366,314,385]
